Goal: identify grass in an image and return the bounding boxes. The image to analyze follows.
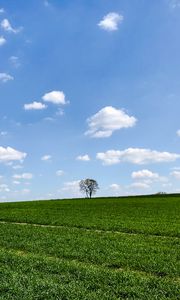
[0,194,179,299]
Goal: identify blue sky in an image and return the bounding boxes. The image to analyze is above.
[0,0,180,201]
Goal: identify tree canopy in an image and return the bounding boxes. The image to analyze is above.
[79,179,99,198]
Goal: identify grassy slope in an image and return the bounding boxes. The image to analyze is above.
[0,194,179,299]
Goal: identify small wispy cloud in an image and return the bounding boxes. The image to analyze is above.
[169,0,180,9]
[0,73,14,83]
[0,131,7,136]
[24,101,47,110]
[56,170,64,176]
[76,154,90,161]
[13,173,33,180]
[1,19,22,34]
[98,12,124,31]
[176,129,180,137]
[0,36,6,46]
[41,155,52,161]
[44,0,50,7]
[0,8,5,14]
[9,56,21,68]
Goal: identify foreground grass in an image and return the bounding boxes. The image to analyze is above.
[0,249,179,300]
[0,195,179,299]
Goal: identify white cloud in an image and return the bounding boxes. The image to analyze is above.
[131,169,159,180]
[0,36,6,46]
[1,19,21,34]
[0,147,26,162]
[130,182,150,189]
[24,101,47,110]
[0,8,5,13]
[170,170,180,179]
[98,12,124,31]
[41,155,51,161]
[97,148,180,165]
[13,173,33,180]
[56,170,64,176]
[85,106,137,138]
[76,154,90,161]
[0,73,14,83]
[42,90,67,105]
[9,56,20,68]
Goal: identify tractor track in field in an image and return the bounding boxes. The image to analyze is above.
[0,246,179,283]
[0,220,179,239]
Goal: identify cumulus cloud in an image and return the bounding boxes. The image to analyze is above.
[56,170,64,176]
[0,147,26,162]
[42,90,67,105]
[41,155,51,161]
[85,106,137,138]
[13,173,33,180]
[76,154,90,161]
[96,148,180,165]
[24,101,47,110]
[0,73,14,83]
[1,19,21,33]
[98,12,124,31]
[0,36,6,46]
[131,169,160,180]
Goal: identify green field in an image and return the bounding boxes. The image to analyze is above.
[0,195,179,299]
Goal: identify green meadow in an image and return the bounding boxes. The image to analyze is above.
[0,195,179,299]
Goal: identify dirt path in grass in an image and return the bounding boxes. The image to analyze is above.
[0,220,179,239]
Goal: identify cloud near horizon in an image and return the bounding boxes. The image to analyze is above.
[96,148,180,165]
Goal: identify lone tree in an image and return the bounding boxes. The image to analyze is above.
[79,178,99,198]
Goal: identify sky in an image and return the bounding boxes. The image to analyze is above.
[0,0,180,201]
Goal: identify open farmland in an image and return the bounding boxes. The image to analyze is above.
[0,194,179,299]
